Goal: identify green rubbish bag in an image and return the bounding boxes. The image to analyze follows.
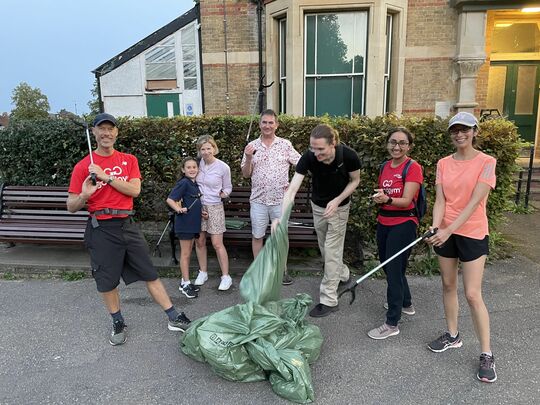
[181,204,323,403]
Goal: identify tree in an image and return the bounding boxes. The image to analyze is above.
[87,79,101,115]
[10,82,50,121]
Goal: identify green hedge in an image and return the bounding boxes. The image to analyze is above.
[0,115,521,242]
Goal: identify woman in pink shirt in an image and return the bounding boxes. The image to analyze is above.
[426,112,497,383]
[193,135,233,291]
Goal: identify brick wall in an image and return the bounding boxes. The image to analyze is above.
[200,0,262,115]
[403,1,458,115]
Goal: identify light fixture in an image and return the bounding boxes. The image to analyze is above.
[522,7,540,12]
[495,23,512,27]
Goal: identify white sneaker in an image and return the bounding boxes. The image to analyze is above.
[194,271,208,286]
[218,275,232,291]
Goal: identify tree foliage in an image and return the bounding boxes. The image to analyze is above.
[10,82,50,121]
[87,79,101,116]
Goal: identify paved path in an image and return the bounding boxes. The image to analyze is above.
[1,255,538,404]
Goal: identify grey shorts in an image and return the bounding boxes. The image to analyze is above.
[250,202,282,239]
[84,218,158,292]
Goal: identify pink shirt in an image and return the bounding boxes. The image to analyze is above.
[196,158,232,205]
[241,136,301,205]
[436,152,496,239]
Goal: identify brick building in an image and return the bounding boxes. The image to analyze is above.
[95,0,540,148]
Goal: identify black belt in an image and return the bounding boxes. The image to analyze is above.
[89,209,135,228]
[378,208,416,218]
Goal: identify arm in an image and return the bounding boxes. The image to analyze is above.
[88,163,141,197]
[220,164,233,198]
[271,172,305,232]
[241,144,256,178]
[166,198,186,214]
[66,175,96,213]
[373,181,420,208]
[324,169,360,218]
[427,182,492,245]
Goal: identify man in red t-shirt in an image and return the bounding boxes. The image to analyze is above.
[67,113,190,346]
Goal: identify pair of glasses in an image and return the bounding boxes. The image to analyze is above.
[387,141,409,147]
[449,127,472,136]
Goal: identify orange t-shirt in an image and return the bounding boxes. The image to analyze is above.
[436,152,496,240]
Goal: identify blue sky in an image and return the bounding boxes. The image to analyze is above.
[0,0,194,115]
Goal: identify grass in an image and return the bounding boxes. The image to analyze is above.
[60,271,87,281]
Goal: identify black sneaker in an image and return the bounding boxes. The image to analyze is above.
[309,303,339,318]
[168,312,191,332]
[109,320,127,346]
[477,353,497,383]
[428,332,463,352]
[180,283,198,299]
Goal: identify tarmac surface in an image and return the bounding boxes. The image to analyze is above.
[0,210,539,404]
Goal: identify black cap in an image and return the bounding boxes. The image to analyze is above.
[92,113,117,127]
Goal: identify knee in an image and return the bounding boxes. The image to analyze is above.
[195,238,205,249]
[442,280,457,295]
[465,289,483,308]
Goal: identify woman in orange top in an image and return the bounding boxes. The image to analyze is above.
[426,112,497,383]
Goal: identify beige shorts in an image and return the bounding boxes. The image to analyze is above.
[201,203,226,234]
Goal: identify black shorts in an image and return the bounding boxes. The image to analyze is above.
[433,234,489,262]
[84,218,159,292]
[176,232,199,240]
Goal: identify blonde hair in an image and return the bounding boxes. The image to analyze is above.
[196,135,219,156]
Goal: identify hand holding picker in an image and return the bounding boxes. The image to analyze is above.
[338,228,437,304]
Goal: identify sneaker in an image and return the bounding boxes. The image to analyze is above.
[477,353,497,383]
[180,283,198,299]
[309,303,339,318]
[168,312,191,332]
[194,271,208,286]
[218,275,232,291]
[383,302,416,315]
[109,320,127,346]
[282,272,294,285]
[428,332,463,352]
[368,323,400,340]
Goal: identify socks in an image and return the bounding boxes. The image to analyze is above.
[449,331,458,339]
[181,279,191,287]
[111,310,124,324]
[165,306,180,321]
[481,351,493,357]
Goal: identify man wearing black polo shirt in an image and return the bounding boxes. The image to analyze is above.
[275,124,360,317]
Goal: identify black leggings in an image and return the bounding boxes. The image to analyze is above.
[376,220,417,326]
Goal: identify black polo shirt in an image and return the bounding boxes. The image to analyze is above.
[295,143,360,208]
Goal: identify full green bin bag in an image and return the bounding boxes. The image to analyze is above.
[181,204,324,403]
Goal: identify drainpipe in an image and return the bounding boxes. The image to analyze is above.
[222,0,230,114]
[256,0,264,113]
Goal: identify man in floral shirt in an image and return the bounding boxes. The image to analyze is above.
[241,109,301,284]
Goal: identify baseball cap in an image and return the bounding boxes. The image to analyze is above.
[447,112,478,130]
[92,113,117,127]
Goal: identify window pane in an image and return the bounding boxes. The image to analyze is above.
[279,80,286,114]
[306,16,316,75]
[353,13,368,74]
[184,78,197,90]
[315,77,352,117]
[183,62,197,78]
[353,76,364,115]
[486,66,506,114]
[182,25,195,45]
[147,64,176,80]
[280,19,287,77]
[492,23,540,53]
[182,46,196,61]
[515,65,537,115]
[305,77,315,116]
[146,46,175,63]
[316,14,353,74]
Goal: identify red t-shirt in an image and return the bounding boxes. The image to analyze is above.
[377,158,423,226]
[68,151,141,219]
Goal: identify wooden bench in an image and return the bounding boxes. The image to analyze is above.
[167,186,319,264]
[0,185,88,245]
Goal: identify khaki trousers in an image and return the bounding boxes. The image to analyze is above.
[311,202,350,307]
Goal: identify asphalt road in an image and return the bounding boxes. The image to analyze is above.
[1,253,539,404]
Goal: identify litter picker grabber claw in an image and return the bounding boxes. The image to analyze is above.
[338,228,437,305]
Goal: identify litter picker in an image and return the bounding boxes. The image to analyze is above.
[338,228,437,304]
[245,75,274,152]
[70,118,97,185]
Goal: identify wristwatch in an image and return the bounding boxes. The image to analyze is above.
[386,196,393,205]
[107,176,115,185]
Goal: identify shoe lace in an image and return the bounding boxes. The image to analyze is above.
[113,321,124,334]
[479,354,494,369]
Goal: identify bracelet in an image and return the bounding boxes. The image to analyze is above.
[386,197,393,205]
[107,176,115,185]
